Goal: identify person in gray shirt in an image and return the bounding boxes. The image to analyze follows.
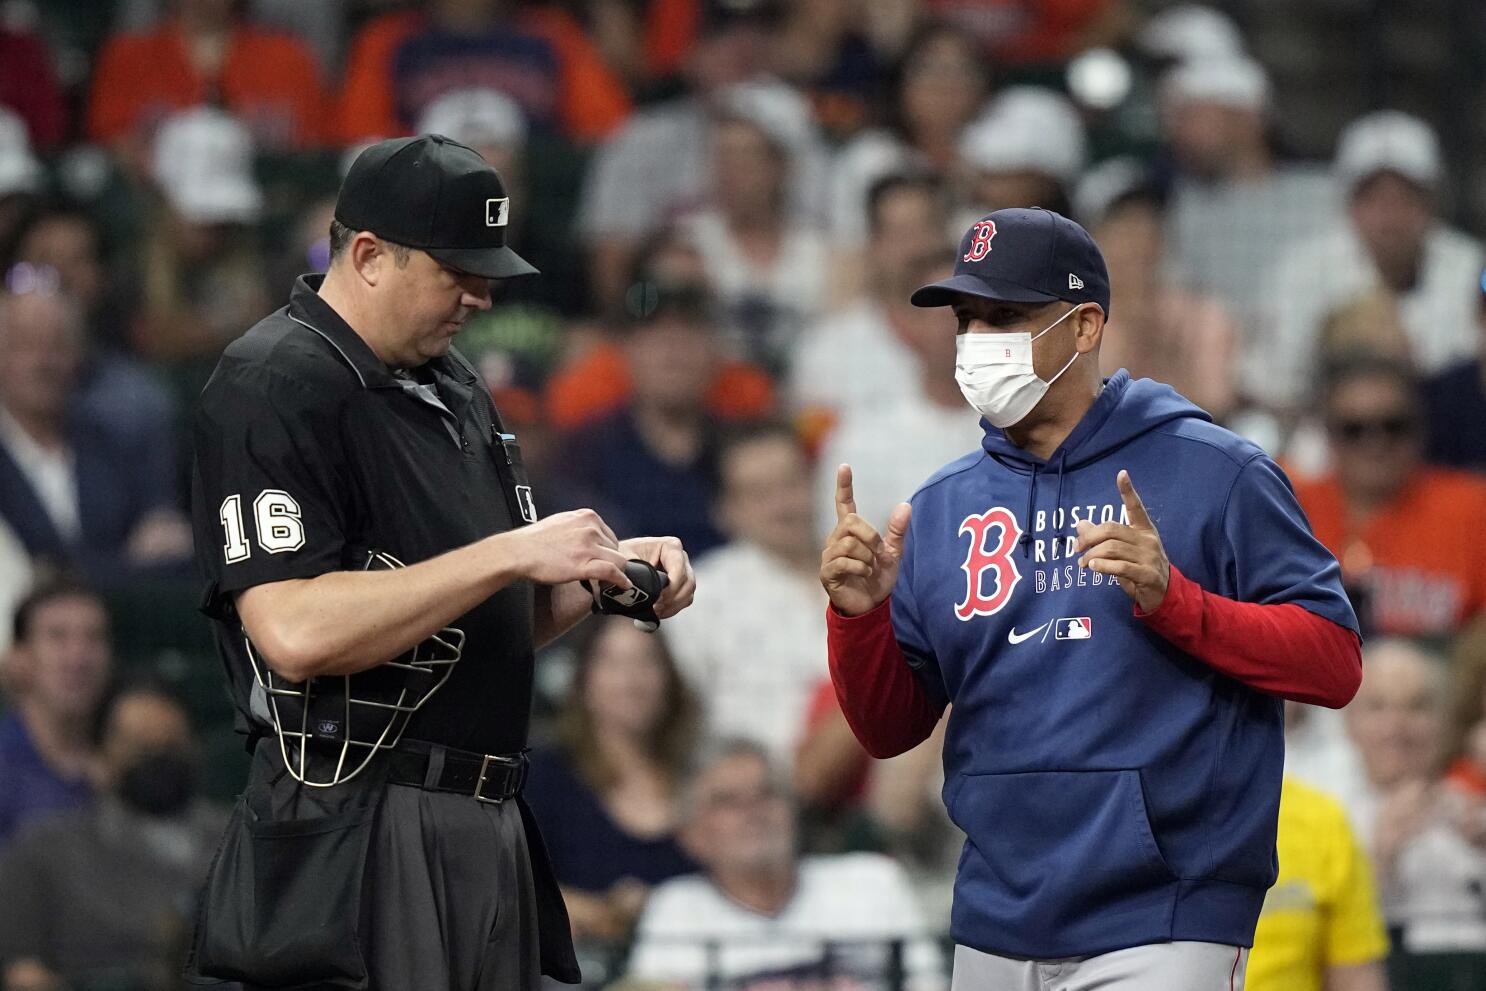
[0,682,226,991]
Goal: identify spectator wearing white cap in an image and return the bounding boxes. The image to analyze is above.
[411,88,571,391]
[675,80,832,369]
[0,107,45,260]
[579,1,830,310]
[1159,54,1341,353]
[1253,111,1484,412]
[132,107,271,363]
[954,87,1086,227]
[1136,4,1246,65]
[416,86,528,202]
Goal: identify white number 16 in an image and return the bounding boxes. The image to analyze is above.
[219,489,306,563]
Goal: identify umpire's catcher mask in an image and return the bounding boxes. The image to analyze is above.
[244,550,465,786]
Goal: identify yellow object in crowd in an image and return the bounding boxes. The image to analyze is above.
[1247,777,1390,991]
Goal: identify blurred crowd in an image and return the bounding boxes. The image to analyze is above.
[0,0,1485,989]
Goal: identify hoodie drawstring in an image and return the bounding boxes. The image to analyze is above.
[1020,464,1039,558]
[1020,452,1070,560]
[1053,450,1069,534]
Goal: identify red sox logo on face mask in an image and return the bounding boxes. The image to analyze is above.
[955,507,1023,620]
[963,220,997,263]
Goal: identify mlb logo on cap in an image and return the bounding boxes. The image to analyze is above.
[486,197,509,228]
[1056,617,1092,640]
[335,134,537,279]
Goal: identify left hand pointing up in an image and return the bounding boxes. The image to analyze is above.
[1075,470,1170,614]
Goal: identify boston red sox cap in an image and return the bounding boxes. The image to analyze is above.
[335,134,538,279]
[911,207,1110,317]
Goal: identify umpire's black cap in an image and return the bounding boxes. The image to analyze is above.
[911,207,1110,317]
[335,134,538,279]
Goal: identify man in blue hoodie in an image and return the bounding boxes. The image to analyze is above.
[821,207,1362,990]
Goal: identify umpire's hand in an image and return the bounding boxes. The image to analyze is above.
[1074,470,1170,613]
[617,535,696,619]
[505,509,635,588]
[820,464,912,617]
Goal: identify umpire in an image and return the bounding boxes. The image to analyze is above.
[185,135,695,990]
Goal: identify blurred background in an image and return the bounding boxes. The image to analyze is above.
[0,0,1484,989]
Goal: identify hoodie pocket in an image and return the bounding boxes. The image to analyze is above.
[948,769,1176,912]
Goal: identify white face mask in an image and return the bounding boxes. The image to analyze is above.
[954,304,1081,428]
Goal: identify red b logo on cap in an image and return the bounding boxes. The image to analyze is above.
[963,220,997,263]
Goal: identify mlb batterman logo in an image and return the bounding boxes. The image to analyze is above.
[485,197,510,227]
[1056,617,1092,639]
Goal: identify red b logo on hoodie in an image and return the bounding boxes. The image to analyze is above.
[955,507,1023,620]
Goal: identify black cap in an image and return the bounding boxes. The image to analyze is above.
[911,207,1110,316]
[335,134,537,279]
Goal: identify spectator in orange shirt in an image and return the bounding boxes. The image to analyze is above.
[86,0,327,165]
[336,0,631,146]
[544,232,774,431]
[1293,356,1486,640]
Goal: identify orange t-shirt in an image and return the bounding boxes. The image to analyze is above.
[542,341,774,431]
[1293,467,1486,639]
[336,8,630,144]
[87,20,327,148]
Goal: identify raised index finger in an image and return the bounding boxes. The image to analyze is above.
[835,463,857,522]
[1117,470,1154,531]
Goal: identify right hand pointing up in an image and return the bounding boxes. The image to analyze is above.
[820,464,912,617]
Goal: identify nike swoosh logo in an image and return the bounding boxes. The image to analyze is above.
[1007,622,1050,645]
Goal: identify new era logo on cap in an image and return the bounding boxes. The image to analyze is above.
[1069,273,1084,290]
[486,197,510,228]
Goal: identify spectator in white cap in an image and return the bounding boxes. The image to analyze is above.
[1137,4,1247,65]
[955,87,1086,224]
[1159,54,1342,361]
[1254,111,1484,413]
[0,107,45,259]
[416,86,529,201]
[133,107,270,363]
[1160,56,1271,183]
[675,80,832,369]
[151,106,264,228]
[579,0,832,310]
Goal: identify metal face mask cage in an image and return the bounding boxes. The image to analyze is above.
[244,550,466,786]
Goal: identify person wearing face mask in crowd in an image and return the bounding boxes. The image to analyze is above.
[0,682,226,991]
[818,207,1364,989]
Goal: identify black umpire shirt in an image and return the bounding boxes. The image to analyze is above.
[190,274,580,982]
[192,274,539,756]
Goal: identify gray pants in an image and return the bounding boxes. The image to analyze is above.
[950,942,1247,991]
[359,783,541,991]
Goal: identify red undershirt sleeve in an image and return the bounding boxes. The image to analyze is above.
[1136,565,1362,708]
[826,600,944,759]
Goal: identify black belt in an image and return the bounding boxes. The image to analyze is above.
[381,740,529,804]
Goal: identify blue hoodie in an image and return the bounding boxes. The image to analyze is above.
[891,371,1357,959]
